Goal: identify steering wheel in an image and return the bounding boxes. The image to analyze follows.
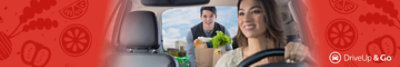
[237,48,307,67]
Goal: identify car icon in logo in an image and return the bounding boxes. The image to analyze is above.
[329,51,341,64]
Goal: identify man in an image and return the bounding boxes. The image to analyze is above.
[186,6,232,67]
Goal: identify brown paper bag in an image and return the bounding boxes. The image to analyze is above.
[212,50,221,67]
[195,47,223,67]
[195,47,214,67]
[194,39,223,67]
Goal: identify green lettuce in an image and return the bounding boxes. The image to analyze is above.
[209,31,231,48]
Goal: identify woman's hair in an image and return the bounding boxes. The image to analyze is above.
[236,0,286,48]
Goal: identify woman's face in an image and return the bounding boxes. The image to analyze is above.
[238,0,267,38]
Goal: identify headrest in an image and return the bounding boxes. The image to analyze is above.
[119,11,159,49]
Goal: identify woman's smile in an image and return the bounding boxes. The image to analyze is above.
[243,24,256,30]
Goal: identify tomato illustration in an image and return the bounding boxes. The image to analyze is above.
[60,24,91,57]
[326,19,358,51]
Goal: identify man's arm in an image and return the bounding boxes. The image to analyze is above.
[186,31,196,67]
[223,29,233,51]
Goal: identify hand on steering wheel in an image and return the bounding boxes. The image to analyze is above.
[285,42,309,63]
[238,48,314,67]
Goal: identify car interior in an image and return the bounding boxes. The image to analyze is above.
[106,0,311,67]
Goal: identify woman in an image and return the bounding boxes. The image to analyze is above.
[215,0,309,67]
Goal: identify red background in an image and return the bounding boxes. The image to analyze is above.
[1,0,400,67]
[0,0,116,67]
[306,0,400,67]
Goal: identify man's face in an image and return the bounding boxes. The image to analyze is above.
[201,10,217,29]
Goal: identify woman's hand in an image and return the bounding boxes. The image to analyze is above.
[284,42,309,63]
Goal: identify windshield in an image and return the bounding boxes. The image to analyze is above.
[161,6,238,50]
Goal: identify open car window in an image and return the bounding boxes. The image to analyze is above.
[161,6,238,52]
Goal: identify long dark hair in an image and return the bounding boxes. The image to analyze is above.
[236,0,286,48]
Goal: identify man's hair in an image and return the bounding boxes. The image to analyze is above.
[200,6,217,15]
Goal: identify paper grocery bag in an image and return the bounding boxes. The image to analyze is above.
[212,50,221,67]
[195,47,214,67]
[195,47,223,67]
